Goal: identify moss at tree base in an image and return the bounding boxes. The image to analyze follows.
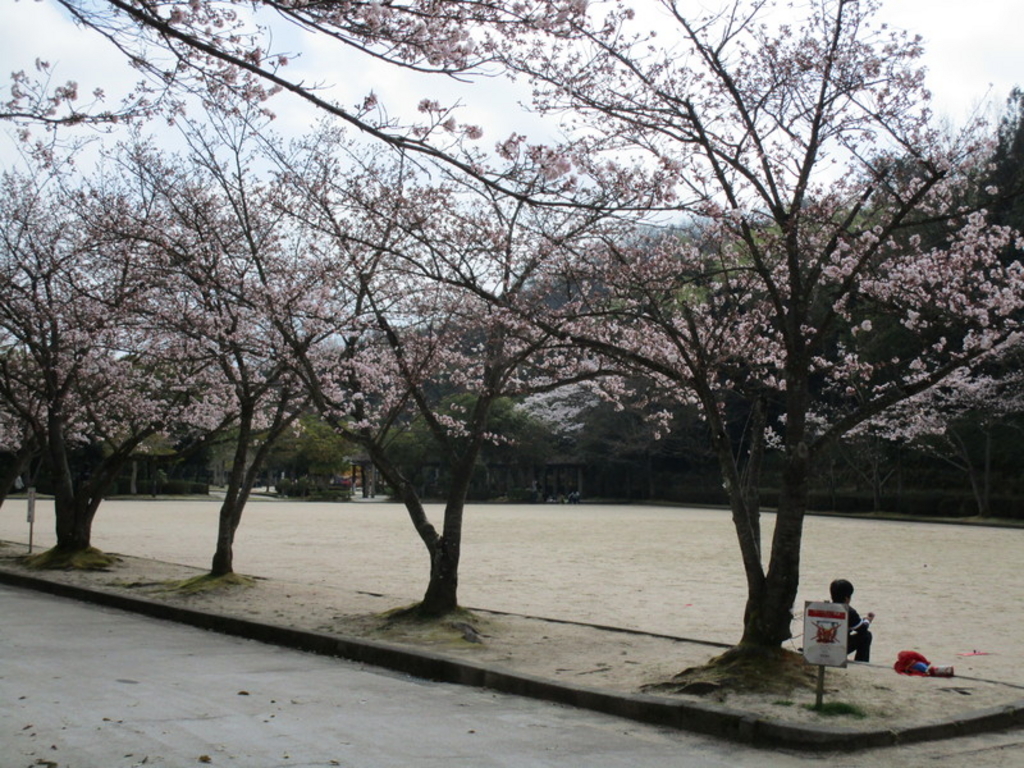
[356,603,488,646]
[644,646,819,697]
[156,572,256,595]
[21,546,120,571]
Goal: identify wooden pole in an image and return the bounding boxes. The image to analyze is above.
[815,665,826,709]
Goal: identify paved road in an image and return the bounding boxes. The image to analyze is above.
[0,585,783,768]
[3,585,1024,768]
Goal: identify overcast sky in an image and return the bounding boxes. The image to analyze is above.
[1,0,1022,159]
[881,0,1023,121]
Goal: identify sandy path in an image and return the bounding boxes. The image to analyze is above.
[3,497,1021,688]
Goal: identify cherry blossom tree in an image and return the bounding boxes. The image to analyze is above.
[274,131,613,615]
[0,159,203,562]
[25,0,592,183]
[860,343,1024,518]
[489,0,1024,651]
[98,116,325,577]
[271,153,470,614]
[2,59,155,133]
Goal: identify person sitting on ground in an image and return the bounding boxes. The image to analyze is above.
[893,649,954,677]
[830,578,874,662]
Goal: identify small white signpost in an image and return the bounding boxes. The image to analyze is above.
[26,487,36,553]
[803,601,848,708]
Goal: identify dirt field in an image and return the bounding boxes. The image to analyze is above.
[3,496,1021,686]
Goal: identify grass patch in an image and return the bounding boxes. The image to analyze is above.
[803,701,867,718]
[155,572,255,595]
[21,546,120,571]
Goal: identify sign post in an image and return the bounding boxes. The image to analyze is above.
[803,601,848,709]
[26,487,36,554]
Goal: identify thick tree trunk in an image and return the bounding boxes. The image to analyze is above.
[53,457,143,555]
[418,449,477,616]
[209,467,266,576]
[740,450,809,647]
[695,367,813,653]
[209,405,296,577]
[740,395,767,528]
[48,410,85,551]
[739,368,812,649]
[52,483,105,553]
[365,432,478,618]
[210,499,240,576]
[64,500,97,552]
[420,535,461,616]
[697,383,770,650]
[210,435,250,577]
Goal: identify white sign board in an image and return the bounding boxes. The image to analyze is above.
[803,601,848,668]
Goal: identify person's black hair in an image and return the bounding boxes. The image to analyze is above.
[830,578,854,602]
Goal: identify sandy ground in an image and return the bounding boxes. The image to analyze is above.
[2,496,1023,731]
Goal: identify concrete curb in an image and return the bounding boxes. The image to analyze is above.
[3,567,1023,752]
